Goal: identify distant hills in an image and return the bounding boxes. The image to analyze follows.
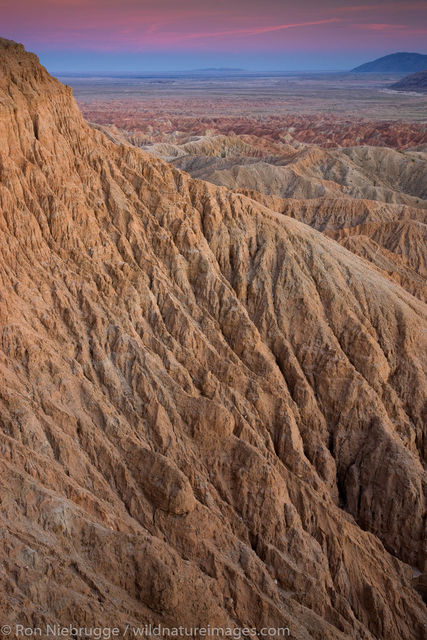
[390,70,427,93]
[352,52,427,73]
[191,67,246,73]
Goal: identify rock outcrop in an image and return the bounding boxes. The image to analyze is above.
[0,38,426,639]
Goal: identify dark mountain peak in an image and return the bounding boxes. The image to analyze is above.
[352,52,427,73]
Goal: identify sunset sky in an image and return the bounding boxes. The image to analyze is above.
[1,0,427,72]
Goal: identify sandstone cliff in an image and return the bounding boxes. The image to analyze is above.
[0,39,426,639]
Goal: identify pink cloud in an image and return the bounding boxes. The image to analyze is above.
[336,2,427,12]
[1,0,426,53]
[353,23,407,31]
[155,18,342,44]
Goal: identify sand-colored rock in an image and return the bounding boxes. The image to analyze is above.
[150,134,427,207]
[0,39,426,639]
[236,194,427,301]
[137,131,426,302]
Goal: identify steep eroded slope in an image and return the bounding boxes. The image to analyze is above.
[0,39,426,639]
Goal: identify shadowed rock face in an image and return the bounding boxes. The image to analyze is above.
[0,38,426,639]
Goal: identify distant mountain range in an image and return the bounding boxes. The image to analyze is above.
[191,67,246,73]
[352,52,427,73]
[390,70,427,93]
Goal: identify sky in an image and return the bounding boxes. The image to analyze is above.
[1,0,427,73]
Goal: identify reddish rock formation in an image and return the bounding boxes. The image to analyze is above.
[0,39,426,639]
[82,108,427,150]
